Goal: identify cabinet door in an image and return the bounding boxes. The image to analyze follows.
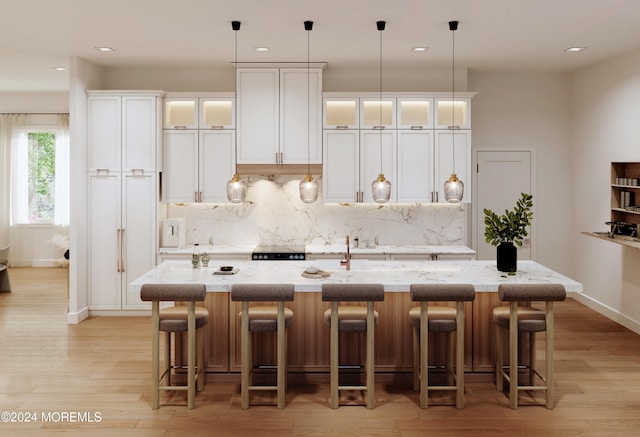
[323,130,360,203]
[87,96,121,172]
[360,97,396,129]
[164,97,198,129]
[200,97,234,129]
[163,130,199,203]
[397,130,434,202]
[121,171,155,309]
[323,97,359,129]
[360,130,397,203]
[434,130,471,203]
[88,171,121,309]
[237,68,279,164]
[122,96,156,172]
[280,68,322,164]
[435,97,471,130]
[397,97,433,129]
[200,131,235,203]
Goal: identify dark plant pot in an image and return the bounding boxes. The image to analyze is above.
[497,241,517,272]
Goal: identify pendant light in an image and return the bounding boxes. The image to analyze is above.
[443,20,464,203]
[226,20,247,203]
[371,20,391,203]
[299,20,319,203]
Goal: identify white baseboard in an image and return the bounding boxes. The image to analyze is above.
[569,291,640,335]
[67,306,89,324]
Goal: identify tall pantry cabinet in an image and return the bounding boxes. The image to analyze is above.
[86,91,163,310]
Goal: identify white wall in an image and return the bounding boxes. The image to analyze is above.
[571,49,640,333]
[468,71,573,275]
[0,92,68,113]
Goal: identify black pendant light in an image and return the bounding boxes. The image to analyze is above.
[226,20,247,203]
[299,20,319,203]
[371,20,391,203]
[443,20,464,203]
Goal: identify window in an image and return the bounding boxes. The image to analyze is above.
[11,115,69,225]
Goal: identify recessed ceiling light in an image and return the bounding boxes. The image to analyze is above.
[411,47,429,52]
[255,47,270,52]
[53,67,69,71]
[94,46,115,52]
[565,47,586,52]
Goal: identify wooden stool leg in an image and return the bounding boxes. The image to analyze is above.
[456,302,465,409]
[529,332,536,386]
[241,302,250,410]
[412,325,419,392]
[546,301,555,409]
[330,302,339,409]
[163,332,171,387]
[151,301,160,410]
[419,302,428,409]
[196,327,205,392]
[447,332,455,386]
[365,302,375,410]
[509,302,519,410]
[276,302,286,409]
[496,325,503,392]
[187,302,196,410]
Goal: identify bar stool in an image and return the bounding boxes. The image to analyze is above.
[409,284,475,409]
[321,283,385,409]
[140,283,208,410]
[0,246,11,292]
[231,283,295,409]
[493,283,566,409]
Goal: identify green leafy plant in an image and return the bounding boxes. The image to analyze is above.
[483,193,533,247]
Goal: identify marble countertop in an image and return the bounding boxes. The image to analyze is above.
[158,244,476,256]
[131,259,582,294]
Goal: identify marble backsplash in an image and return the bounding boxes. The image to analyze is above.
[166,175,468,247]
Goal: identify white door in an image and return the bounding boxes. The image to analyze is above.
[476,150,533,261]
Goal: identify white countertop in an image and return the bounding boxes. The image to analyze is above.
[131,259,582,294]
[158,244,476,256]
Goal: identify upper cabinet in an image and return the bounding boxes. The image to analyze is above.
[236,67,322,165]
[323,97,359,129]
[164,94,234,130]
[397,97,433,129]
[435,97,471,130]
[360,97,396,129]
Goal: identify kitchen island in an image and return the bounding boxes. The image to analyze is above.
[131,260,581,376]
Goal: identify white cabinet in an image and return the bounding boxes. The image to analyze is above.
[323,97,359,129]
[434,130,471,203]
[435,97,471,130]
[360,97,396,129]
[87,91,161,310]
[397,130,434,202]
[237,67,322,165]
[397,97,433,129]
[322,130,396,203]
[162,93,236,203]
[162,130,235,203]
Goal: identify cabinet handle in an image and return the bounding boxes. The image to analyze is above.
[194,192,198,202]
[116,229,121,273]
[336,125,348,129]
[410,126,423,130]
[131,169,144,176]
[447,125,461,130]
[120,229,125,273]
[174,125,187,129]
[435,192,439,202]
[373,125,385,130]
[96,168,109,176]
[199,191,203,202]
[211,125,223,129]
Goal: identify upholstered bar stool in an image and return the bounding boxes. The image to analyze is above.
[321,283,385,409]
[140,283,208,410]
[409,284,475,409]
[231,283,295,409]
[493,283,566,409]
[0,246,11,292]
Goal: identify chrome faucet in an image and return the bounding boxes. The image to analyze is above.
[340,235,351,271]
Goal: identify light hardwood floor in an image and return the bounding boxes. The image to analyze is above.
[1,267,639,436]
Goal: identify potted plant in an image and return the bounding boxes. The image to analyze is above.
[483,193,533,272]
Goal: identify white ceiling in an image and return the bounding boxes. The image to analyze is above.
[2,0,640,92]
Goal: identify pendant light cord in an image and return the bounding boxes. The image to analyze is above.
[379,24,383,175]
[234,23,239,176]
[307,24,311,176]
[451,22,456,175]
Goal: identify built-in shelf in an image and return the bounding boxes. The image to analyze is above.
[582,231,640,251]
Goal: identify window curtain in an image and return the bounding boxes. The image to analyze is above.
[55,114,70,225]
[0,114,25,247]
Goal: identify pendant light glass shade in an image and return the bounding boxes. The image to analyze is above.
[227,173,247,203]
[443,20,464,203]
[372,173,391,203]
[371,20,391,203]
[299,20,319,204]
[227,20,246,203]
[443,173,464,203]
[299,174,319,203]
